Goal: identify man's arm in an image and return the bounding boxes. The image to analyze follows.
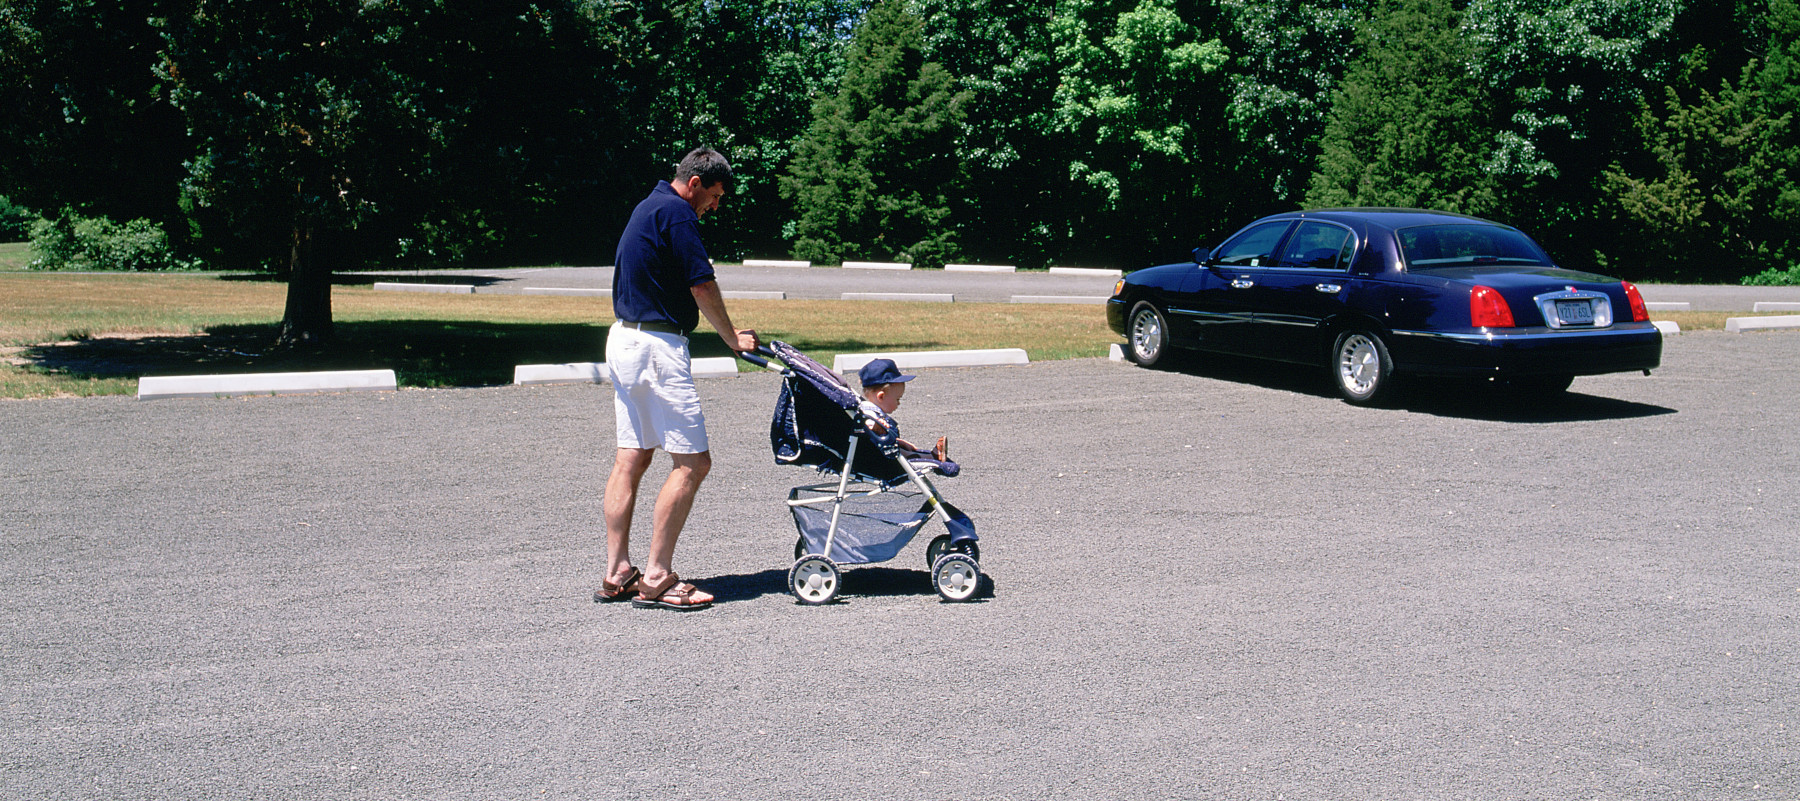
[692,279,758,352]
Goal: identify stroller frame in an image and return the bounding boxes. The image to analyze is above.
[743,343,982,604]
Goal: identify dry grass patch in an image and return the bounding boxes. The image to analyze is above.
[0,273,1117,399]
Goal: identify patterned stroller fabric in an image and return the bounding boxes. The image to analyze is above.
[768,341,955,485]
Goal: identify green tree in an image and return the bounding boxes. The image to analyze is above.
[781,0,969,268]
[1462,0,1695,265]
[1604,0,1800,281]
[917,0,1063,268]
[1307,0,1498,214]
[0,0,190,239]
[644,0,868,261]
[159,0,650,346]
[1048,0,1231,264]
[1219,0,1369,206]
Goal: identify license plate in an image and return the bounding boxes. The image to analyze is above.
[1556,299,1594,325]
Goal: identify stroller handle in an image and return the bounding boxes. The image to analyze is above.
[735,345,780,370]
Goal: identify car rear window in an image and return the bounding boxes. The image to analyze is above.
[1398,224,1552,269]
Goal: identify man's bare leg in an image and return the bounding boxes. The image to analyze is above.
[641,450,714,603]
[603,447,656,587]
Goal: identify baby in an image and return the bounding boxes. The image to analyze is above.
[857,358,949,463]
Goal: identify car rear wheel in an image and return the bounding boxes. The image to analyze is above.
[1127,301,1170,366]
[1332,330,1394,405]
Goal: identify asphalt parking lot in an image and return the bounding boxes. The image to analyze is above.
[5,330,1799,800]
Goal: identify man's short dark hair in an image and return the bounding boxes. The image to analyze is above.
[675,147,733,189]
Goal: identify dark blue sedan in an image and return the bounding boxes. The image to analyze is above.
[1105,208,1663,404]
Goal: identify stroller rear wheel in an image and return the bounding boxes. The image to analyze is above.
[789,555,840,605]
[931,553,981,602]
[925,534,980,569]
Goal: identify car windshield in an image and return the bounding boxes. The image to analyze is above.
[1398,224,1552,269]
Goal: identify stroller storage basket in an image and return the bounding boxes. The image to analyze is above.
[789,484,929,565]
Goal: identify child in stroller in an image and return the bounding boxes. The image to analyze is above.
[740,342,984,604]
[856,358,954,473]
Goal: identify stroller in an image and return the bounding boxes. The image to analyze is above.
[739,341,983,604]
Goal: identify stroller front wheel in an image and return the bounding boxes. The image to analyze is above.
[789,555,840,605]
[925,534,980,569]
[931,553,982,602]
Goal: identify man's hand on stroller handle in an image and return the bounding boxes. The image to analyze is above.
[727,328,759,352]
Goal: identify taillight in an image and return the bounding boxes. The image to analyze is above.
[1622,281,1649,322]
[1470,285,1515,328]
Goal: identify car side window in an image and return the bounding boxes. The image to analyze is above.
[1277,221,1355,271]
[1211,222,1293,267]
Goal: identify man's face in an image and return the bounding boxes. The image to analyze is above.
[680,175,727,218]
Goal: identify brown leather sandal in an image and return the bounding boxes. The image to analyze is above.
[632,572,714,611]
[592,567,642,603]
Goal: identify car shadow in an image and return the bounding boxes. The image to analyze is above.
[1151,350,1675,423]
[1156,349,1334,398]
[1396,381,1676,423]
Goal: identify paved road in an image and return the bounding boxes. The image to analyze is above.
[375,264,1125,303]
[5,332,1799,799]
[372,263,1800,309]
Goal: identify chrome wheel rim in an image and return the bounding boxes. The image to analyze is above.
[1131,309,1162,360]
[1338,334,1380,396]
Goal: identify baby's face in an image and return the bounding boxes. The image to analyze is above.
[870,381,906,414]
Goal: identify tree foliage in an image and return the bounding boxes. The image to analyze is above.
[2,0,1796,300]
[1307,0,1498,214]
[781,0,969,268]
[0,0,189,234]
[158,0,654,345]
[1604,0,1800,280]
[1048,0,1232,263]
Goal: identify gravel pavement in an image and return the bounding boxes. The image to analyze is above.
[4,332,1799,800]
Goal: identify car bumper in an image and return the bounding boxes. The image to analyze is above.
[1105,298,1127,335]
[1388,323,1663,377]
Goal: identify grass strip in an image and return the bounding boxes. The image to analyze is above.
[1,272,1114,399]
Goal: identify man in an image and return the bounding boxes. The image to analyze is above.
[593,147,758,611]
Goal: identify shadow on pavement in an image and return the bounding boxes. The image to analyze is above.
[1150,350,1676,422]
[21,320,605,387]
[705,565,994,606]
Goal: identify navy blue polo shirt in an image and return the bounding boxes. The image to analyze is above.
[613,181,716,332]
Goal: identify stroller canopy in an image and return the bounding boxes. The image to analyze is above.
[766,341,911,482]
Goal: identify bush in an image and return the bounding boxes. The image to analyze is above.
[1743,264,1800,286]
[0,196,35,241]
[28,209,198,271]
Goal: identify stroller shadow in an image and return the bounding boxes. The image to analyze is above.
[705,566,993,605]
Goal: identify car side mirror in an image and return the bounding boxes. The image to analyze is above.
[1192,247,1211,265]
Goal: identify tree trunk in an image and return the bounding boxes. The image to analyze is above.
[276,223,335,348]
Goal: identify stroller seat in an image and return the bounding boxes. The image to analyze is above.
[768,341,959,486]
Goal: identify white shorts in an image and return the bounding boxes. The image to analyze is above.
[606,323,709,454]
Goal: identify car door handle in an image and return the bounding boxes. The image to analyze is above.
[1230,278,1255,289]
[1315,283,1343,294]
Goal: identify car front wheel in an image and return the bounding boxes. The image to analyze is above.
[1127,301,1170,366]
[1332,330,1394,405]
